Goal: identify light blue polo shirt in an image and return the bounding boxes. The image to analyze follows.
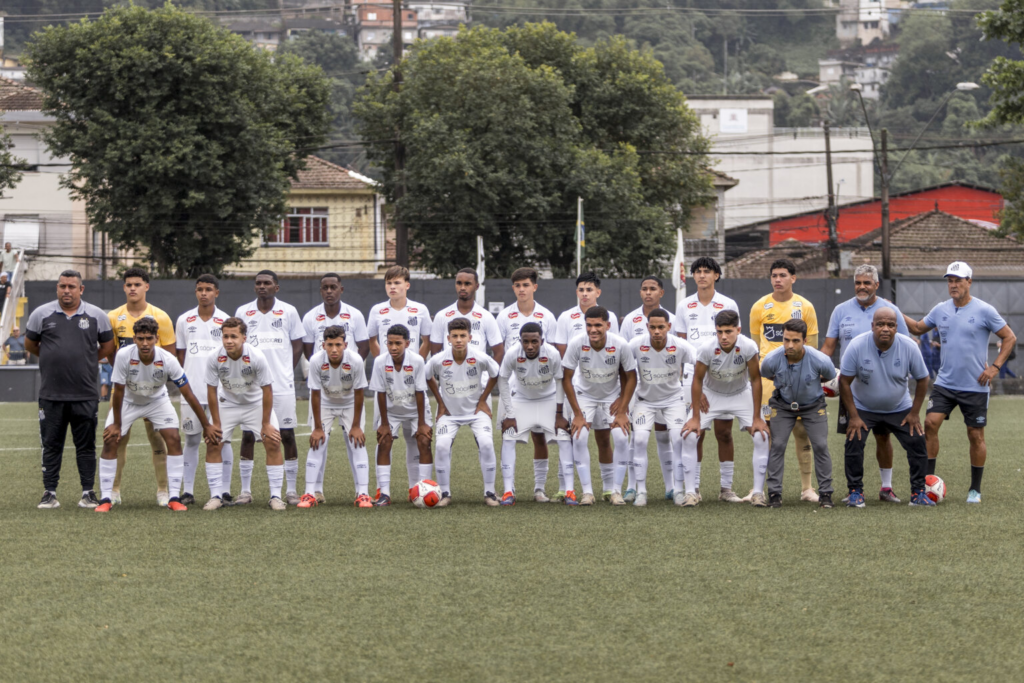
[826,296,909,359]
[923,298,1006,394]
[840,332,929,414]
[761,346,836,406]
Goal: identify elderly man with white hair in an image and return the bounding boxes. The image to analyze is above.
[821,264,909,503]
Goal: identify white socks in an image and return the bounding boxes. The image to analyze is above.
[633,429,652,495]
[376,464,392,497]
[696,461,702,489]
[611,429,631,490]
[534,458,548,492]
[557,438,574,493]
[479,440,497,496]
[720,460,735,490]
[305,443,328,496]
[571,428,594,495]
[679,431,699,495]
[166,455,184,499]
[434,442,452,494]
[599,463,615,492]
[501,440,517,494]
[240,459,254,494]
[284,459,298,495]
[183,433,201,495]
[349,442,370,496]
[267,464,284,499]
[880,468,893,489]
[655,430,673,494]
[752,431,769,493]
[220,443,234,495]
[404,434,420,488]
[206,459,224,498]
[99,458,116,501]
[419,462,433,482]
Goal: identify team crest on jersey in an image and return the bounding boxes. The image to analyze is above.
[713,303,724,309]
[321,363,330,371]
[187,315,197,323]
[272,319,283,329]
[667,355,676,365]
[633,316,643,323]
[445,310,456,317]
[792,310,802,319]
[212,329,222,339]
[407,317,417,326]
[467,367,478,377]
[404,365,413,372]
[273,309,284,316]
[442,359,453,366]
[316,314,326,322]
[571,312,581,319]
[245,310,257,317]
[509,312,518,319]
[79,318,91,330]
[687,302,698,309]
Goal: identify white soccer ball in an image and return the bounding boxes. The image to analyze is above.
[925,475,946,504]
[822,370,841,397]
[409,479,442,508]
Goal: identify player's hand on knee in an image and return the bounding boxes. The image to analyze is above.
[501,417,517,434]
[750,418,770,440]
[203,424,222,446]
[261,423,281,447]
[681,416,700,439]
[349,426,366,448]
[310,427,326,449]
[847,416,867,441]
[901,412,924,437]
[570,414,588,438]
[555,414,570,433]
[612,413,631,435]
[475,400,492,417]
[416,422,432,442]
[103,423,121,444]
[376,423,393,448]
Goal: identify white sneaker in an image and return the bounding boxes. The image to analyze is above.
[314,491,326,504]
[633,492,648,507]
[673,491,686,506]
[681,493,699,507]
[111,491,122,505]
[740,489,756,503]
[156,491,170,507]
[623,488,637,503]
[750,492,768,507]
[800,488,819,503]
[718,488,743,503]
[285,492,302,506]
[202,497,225,511]
[233,492,253,505]
[534,489,550,503]
[609,491,626,506]
[268,496,287,511]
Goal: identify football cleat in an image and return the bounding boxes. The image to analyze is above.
[484,492,501,507]
[373,493,392,507]
[552,490,567,503]
[879,488,901,504]
[315,491,326,504]
[696,487,702,503]
[79,491,100,509]
[167,498,188,512]
[534,489,550,503]
[268,496,287,511]
[718,488,743,503]
[156,491,170,508]
[664,489,674,501]
[602,490,613,502]
[232,492,252,506]
[966,490,982,504]
[221,492,234,504]
[819,493,834,509]
[800,488,819,503]
[285,492,302,506]
[578,492,596,506]
[355,494,373,508]
[681,493,699,508]
[111,491,122,505]
[623,489,636,503]
[373,488,382,503]
[909,490,936,506]
[740,489,756,503]
[95,499,113,513]
[749,492,768,507]
[673,492,686,506]
[436,492,452,507]
[202,496,224,511]
[633,492,648,507]
[500,492,516,507]
[768,492,782,508]
[180,492,196,506]
[297,494,318,508]
[609,491,626,506]
[563,490,579,506]
[846,490,866,508]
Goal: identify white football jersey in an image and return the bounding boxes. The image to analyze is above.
[369,351,428,419]
[235,299,304,394]
[499,342,563,402]
[620,305,676,342]
[561,332,636,401]
[302,302,368,352]
[175,306,228,404]
[429,302,502,352]
[673,291,740,344]
[628,333,695,407]
[495,302,557,349]
[553,305,620,346]
[308,348,368,408]
[427,346,500,418]
[695,334,759,396]
[366,299,431,353]
[112,346,186,405]
[205,343,273,407]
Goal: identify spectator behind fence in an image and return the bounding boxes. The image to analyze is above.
[1,242,18,281]
[5,326,28,365]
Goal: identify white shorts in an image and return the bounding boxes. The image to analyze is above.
[435,413,492,447]
[274,391,298,429]
[701,388,754,431]
[314,402,355,435]
[218,403,280,442]
[633,399,689,432]
[180,400,211,436]
[576,396,615,430]
[503,397,559,442]
[105,399,180,435]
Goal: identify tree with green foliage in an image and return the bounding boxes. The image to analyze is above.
[0,126,24,196]
[24,3,331,277]
[355,23,711,278]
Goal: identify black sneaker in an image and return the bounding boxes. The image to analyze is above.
[768,492,782,508]
[373,493,391,507]
[819,493,834,509]
[78,491,100,509]
[37,491,60,509]
[221,492,234,504]
[180,492,196,506]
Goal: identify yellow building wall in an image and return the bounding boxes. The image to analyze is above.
[235,189,379,276]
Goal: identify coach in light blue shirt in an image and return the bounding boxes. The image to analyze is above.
[761,319,836,507]
[821,264,909,502]
[903,261,1016,504]
[839,308,932,507]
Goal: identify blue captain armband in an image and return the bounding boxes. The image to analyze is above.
[173,374,189,388]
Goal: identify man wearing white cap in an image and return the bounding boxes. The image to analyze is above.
[903,261,1016,504]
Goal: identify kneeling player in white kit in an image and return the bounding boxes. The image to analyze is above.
[96,318,220,512]
[298,326,372,509]
[497,322,569,506]
[427,317,501,506]
[203,318,285,510]
[680,310,771,507]
[369,324,433,507]
[561,307,637,506]
[628,308,695,507]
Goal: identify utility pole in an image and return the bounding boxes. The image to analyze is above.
[392,0,408,266]
[880,128,890,284]
[824,121,840,278]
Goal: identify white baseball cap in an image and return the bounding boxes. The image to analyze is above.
[944,261,972,279]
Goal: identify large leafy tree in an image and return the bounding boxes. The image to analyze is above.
[355,23,711,278]
[0,126,24,195]
[24,4,331,277]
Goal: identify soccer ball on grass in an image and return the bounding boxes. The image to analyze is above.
[409,479,442,508]
[924,474,946,503]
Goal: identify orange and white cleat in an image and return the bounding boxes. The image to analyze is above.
[167,498,188,512]
[297,493,318,508]
[95,499,113,513]
[500,491,516,506]
[564,490,579,506]
[354,493,373,508]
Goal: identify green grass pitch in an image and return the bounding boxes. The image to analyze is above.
[1,397,1022,681]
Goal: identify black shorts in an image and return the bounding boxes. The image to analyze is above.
[836,399,890,436]
[927,385,989,428]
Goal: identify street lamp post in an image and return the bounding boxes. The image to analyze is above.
[849,82,979,284]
